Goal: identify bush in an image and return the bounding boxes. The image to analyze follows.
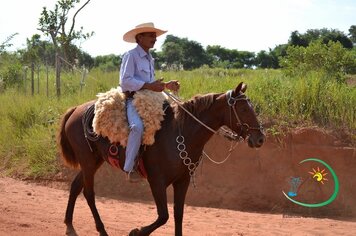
[280,40,356,82]
[0,52,23,89]
[347,48,356,74]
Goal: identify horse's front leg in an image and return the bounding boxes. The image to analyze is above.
[173,175,190,236]
[82,167,108,236]
[129,181,169,236]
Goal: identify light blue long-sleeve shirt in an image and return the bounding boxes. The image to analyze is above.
[119,45,155,92]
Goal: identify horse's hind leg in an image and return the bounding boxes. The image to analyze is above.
[65,171,84,235]
[82,161,108,236]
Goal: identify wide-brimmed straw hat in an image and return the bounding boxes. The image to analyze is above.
[123,22,167,43]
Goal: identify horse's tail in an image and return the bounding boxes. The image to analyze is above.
[57,106,79,169]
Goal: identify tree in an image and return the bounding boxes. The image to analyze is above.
[288,28,353,49]
[255,50,274,68]
[206,45,255,69]
[161,35,209,70]
[22,34,43,64]
[206,45,231,62]
[181,39,209,70]
[38,0,93,64]
[348,25,356,44]
[93,54,120,72]
[235,51,255,68]
[161,41,183,70]
[0,33,18,53]
[289,31,308,47]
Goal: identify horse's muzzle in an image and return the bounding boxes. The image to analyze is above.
[248,133,265,148]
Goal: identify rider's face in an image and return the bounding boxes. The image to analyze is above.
[137,32,157,51]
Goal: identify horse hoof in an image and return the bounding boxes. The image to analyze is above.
[129,228,140,236]
[100,231,109,236]
[65,225,78,236]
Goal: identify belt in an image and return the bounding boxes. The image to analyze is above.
[124,91,136,99]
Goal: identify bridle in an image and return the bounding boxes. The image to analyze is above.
[225,90,264,139]
[163,90,263,140]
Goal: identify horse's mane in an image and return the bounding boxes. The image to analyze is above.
[173,93,217,128]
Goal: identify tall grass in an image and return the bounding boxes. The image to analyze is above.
[0,90,59,177]
[0,67,354,178]
[243,71,355,129]
[160,68,355,132]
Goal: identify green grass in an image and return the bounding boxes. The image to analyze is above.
[0,67,355,178]
[0,90,60,177]
[160,69,355,132]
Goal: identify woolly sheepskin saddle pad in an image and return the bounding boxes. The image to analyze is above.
[92,87,167,147]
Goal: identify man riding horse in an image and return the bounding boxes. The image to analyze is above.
[120,22,180,182]
[58,22,265,236]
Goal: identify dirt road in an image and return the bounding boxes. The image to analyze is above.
[1,177,355,236]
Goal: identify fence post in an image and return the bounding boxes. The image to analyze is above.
[23,66,28,94]
[37,64,40,94]
[46,62,49,98]
[80,65,87,92]
[55,53,61,98]
[31,62,35,96]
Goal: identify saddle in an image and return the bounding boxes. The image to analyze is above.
[82,88,172,179]
[82,103,148,178]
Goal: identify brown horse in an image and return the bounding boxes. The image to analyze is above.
[58,82,265,236]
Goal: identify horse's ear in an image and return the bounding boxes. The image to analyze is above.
[233,82,246,96]
[241,83,247,93]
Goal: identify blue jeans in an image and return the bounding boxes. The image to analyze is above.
[124,99,144,172]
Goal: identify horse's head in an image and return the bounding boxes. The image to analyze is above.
[224,82,265,148]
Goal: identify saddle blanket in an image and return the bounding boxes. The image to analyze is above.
[92,87,167,146]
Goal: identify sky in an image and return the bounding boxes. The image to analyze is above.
[0,0,355,57]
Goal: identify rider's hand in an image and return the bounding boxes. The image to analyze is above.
[164,80,180,92]
[143,78,165,92]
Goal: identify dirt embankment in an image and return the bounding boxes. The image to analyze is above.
[57,127,356,219]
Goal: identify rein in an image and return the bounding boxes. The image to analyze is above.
[163,90,263,139]
[164,90,262,186]
[163,91,218,134]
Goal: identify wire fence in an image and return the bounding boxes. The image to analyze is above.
[19,54,100,98]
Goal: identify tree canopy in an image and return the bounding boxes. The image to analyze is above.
[289,28,353,49]
[38,0,93,64]
[1,18,355,88]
